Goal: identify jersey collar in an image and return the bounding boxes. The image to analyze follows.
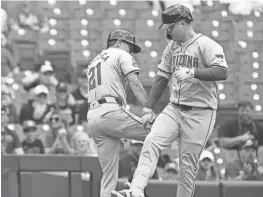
[176,33,203,47]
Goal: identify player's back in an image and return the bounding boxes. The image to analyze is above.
[87,48,139,105]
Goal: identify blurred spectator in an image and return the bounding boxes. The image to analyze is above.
[58,129,97,156]
[162,162,179,180]
[19,84,55,124]
[1,33,19,77]
[218,101,258,149]
[1,8,8,33]
[227,0,263,15]
[147,0,165,12]
[119,140,158,179]
[1,106,24,154]
[55,82,76,125]
[22,64,59,102]
[39,64,59,89]
[148,0,200,13]
[1,84,18,123]
[225,140,263,180]
[195,150,218,181]
[71,69,89,124]
[44,111,96,155]
[21,120,44,154]
[45,112,67,154]
[157,153,172,168]
[45,111,77,153]
[9,1,49,33]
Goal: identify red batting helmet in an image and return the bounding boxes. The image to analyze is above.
[107,29,141,54]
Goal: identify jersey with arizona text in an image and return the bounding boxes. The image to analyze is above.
[157,33,228,109]
[86,48,139,105]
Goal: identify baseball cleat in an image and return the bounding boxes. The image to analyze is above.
[111,189,145,197]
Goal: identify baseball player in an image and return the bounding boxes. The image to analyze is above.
[86,30,154,197]
[111,4,228,197]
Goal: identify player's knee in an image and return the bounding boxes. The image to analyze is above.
[143,133,157,147]
[101,190,110,197]
[140,134,162,155]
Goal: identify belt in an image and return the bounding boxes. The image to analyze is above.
[88,97,123,109]
[172,103,212,111]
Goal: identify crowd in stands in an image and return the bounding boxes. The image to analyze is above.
[1,1,263,183]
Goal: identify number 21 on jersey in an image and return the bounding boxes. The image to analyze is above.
[87,61,102,91]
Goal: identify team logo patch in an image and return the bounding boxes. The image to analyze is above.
[132,58,138,67]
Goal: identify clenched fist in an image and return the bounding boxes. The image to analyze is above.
[142,108,155,130]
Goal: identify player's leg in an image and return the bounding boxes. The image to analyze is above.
[111,109,180,197]
[88,104,149,197]
[88,118,121,197]
[128,104,181,197]
[177,109,216,197]
[96,106,149,141]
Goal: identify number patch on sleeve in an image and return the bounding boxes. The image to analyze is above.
[132,58,138,67]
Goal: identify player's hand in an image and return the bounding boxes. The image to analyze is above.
[174,66,194,82]
[238,132,255,143]
[142,108,155,130]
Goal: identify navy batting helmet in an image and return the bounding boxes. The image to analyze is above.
[159,4,193,30]
[107,29,141,54]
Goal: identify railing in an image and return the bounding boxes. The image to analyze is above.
[2,155,263,197]
[1,155,102,197]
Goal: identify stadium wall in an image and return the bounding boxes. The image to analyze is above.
[2,155,263,197]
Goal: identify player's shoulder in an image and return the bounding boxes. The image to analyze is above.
[119,48,134,60]
[162,40,176,55]
[198,34,223,49]
[165,40,175,50]
[111,48,136,65]
[106,48,137,68]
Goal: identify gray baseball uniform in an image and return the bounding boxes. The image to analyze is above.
[86,48,149,197]
[131,33,228,197]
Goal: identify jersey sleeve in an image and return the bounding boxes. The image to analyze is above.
[119,50,140,77]
[200,37,228,70]
[157,41,173,79]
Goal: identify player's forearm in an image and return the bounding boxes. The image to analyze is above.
[194,66,228,81]
[145,75,169,109]
[127,73,148,107]
[130,83,148,107]
[127,80,147,108]
[219,136,242,148]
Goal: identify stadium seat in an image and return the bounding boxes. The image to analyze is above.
[106,9,136,20]
[2,0,263,108]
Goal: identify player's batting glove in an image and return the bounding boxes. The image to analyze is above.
[142,108,155,130]
[174,67,195,82]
